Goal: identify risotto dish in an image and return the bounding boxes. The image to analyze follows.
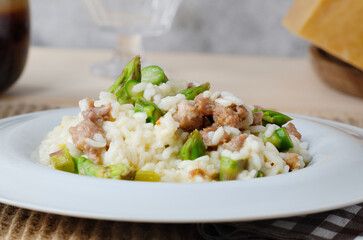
[38,56,311,182]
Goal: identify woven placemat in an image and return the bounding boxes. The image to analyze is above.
[0,101,362,240]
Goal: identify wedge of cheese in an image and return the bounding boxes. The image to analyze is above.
[283,0,363,71]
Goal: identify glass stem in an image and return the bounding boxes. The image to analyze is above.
[91,34,145,78]
[114,34,143,60]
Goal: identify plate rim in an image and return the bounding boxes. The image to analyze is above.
[0,108,362,223]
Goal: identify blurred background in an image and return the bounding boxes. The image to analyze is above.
[30,0,308,56]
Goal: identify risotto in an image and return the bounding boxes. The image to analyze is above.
[38,56,311,182]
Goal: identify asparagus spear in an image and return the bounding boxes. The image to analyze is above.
[219,157,241,181]
[179,82,210,100]
[124,79,144,99]
[141,66,168,85]
[134,171,161,182]
[74,157,136,180]
[253,109,292,126]
[263,127,294,151]
[134,97,164,124]
[50,146,77,173]
[108,56,141,104]
[180,130,206,160]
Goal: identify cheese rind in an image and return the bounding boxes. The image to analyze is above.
[283,0,363,71]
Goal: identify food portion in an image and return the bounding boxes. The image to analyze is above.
[38,56,311,182]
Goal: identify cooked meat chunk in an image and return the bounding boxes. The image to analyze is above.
[189,168,218,181]
[82,104,112,126]
[82,98,95,109]
[283,153,301,171]
[252,111,263,126]
[189,169,205,178]
[69,120,105,162]
[285,122,302,140]
[187,82,196,88]
[201,124,218,136]
[69,99,112,163]
[213,104,249,129]
[194,94,215,116]
[253,105,264,111]
[222,134,248,152]
[173,100,204,131]
[201,124,230,147]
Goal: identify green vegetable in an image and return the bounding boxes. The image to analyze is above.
[74,157,136,180]
[134,171,161,182]
[141,66,168,85]
[108,56,141,105]
[276,128,294,151]
[179,82,210,100]
[263,127,294,151]
[124,79,144,99]
[50,146,76,173]
[134,97,164,124]
[180,130,206,160]
[254,109,292,126]
[256,171,264,178]
[219,157,241,181]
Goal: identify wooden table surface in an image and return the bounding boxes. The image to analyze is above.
[2,47,362,113]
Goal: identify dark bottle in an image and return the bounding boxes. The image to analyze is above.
[0,0,30,93]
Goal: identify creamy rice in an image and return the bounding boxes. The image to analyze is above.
[38,78,311,182]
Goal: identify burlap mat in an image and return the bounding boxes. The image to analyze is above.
[0,101,362,240]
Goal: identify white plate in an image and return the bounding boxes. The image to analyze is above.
[0,108,362,223]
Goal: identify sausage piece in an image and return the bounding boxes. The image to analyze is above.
[213,104,249,129]
[222,134,248,152]
[69,120,105,162]
[194,94,215,116]
[200,124,230,147]
[285,122,302,140]
[82,104,112,126]
[69,99,112,163]
[283,153,301,171]
[173,100,204,131]
[252,111,263,126]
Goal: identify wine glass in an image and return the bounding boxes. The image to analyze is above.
[83,0,182,78]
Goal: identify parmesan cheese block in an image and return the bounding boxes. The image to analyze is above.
[283,0,363,71]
